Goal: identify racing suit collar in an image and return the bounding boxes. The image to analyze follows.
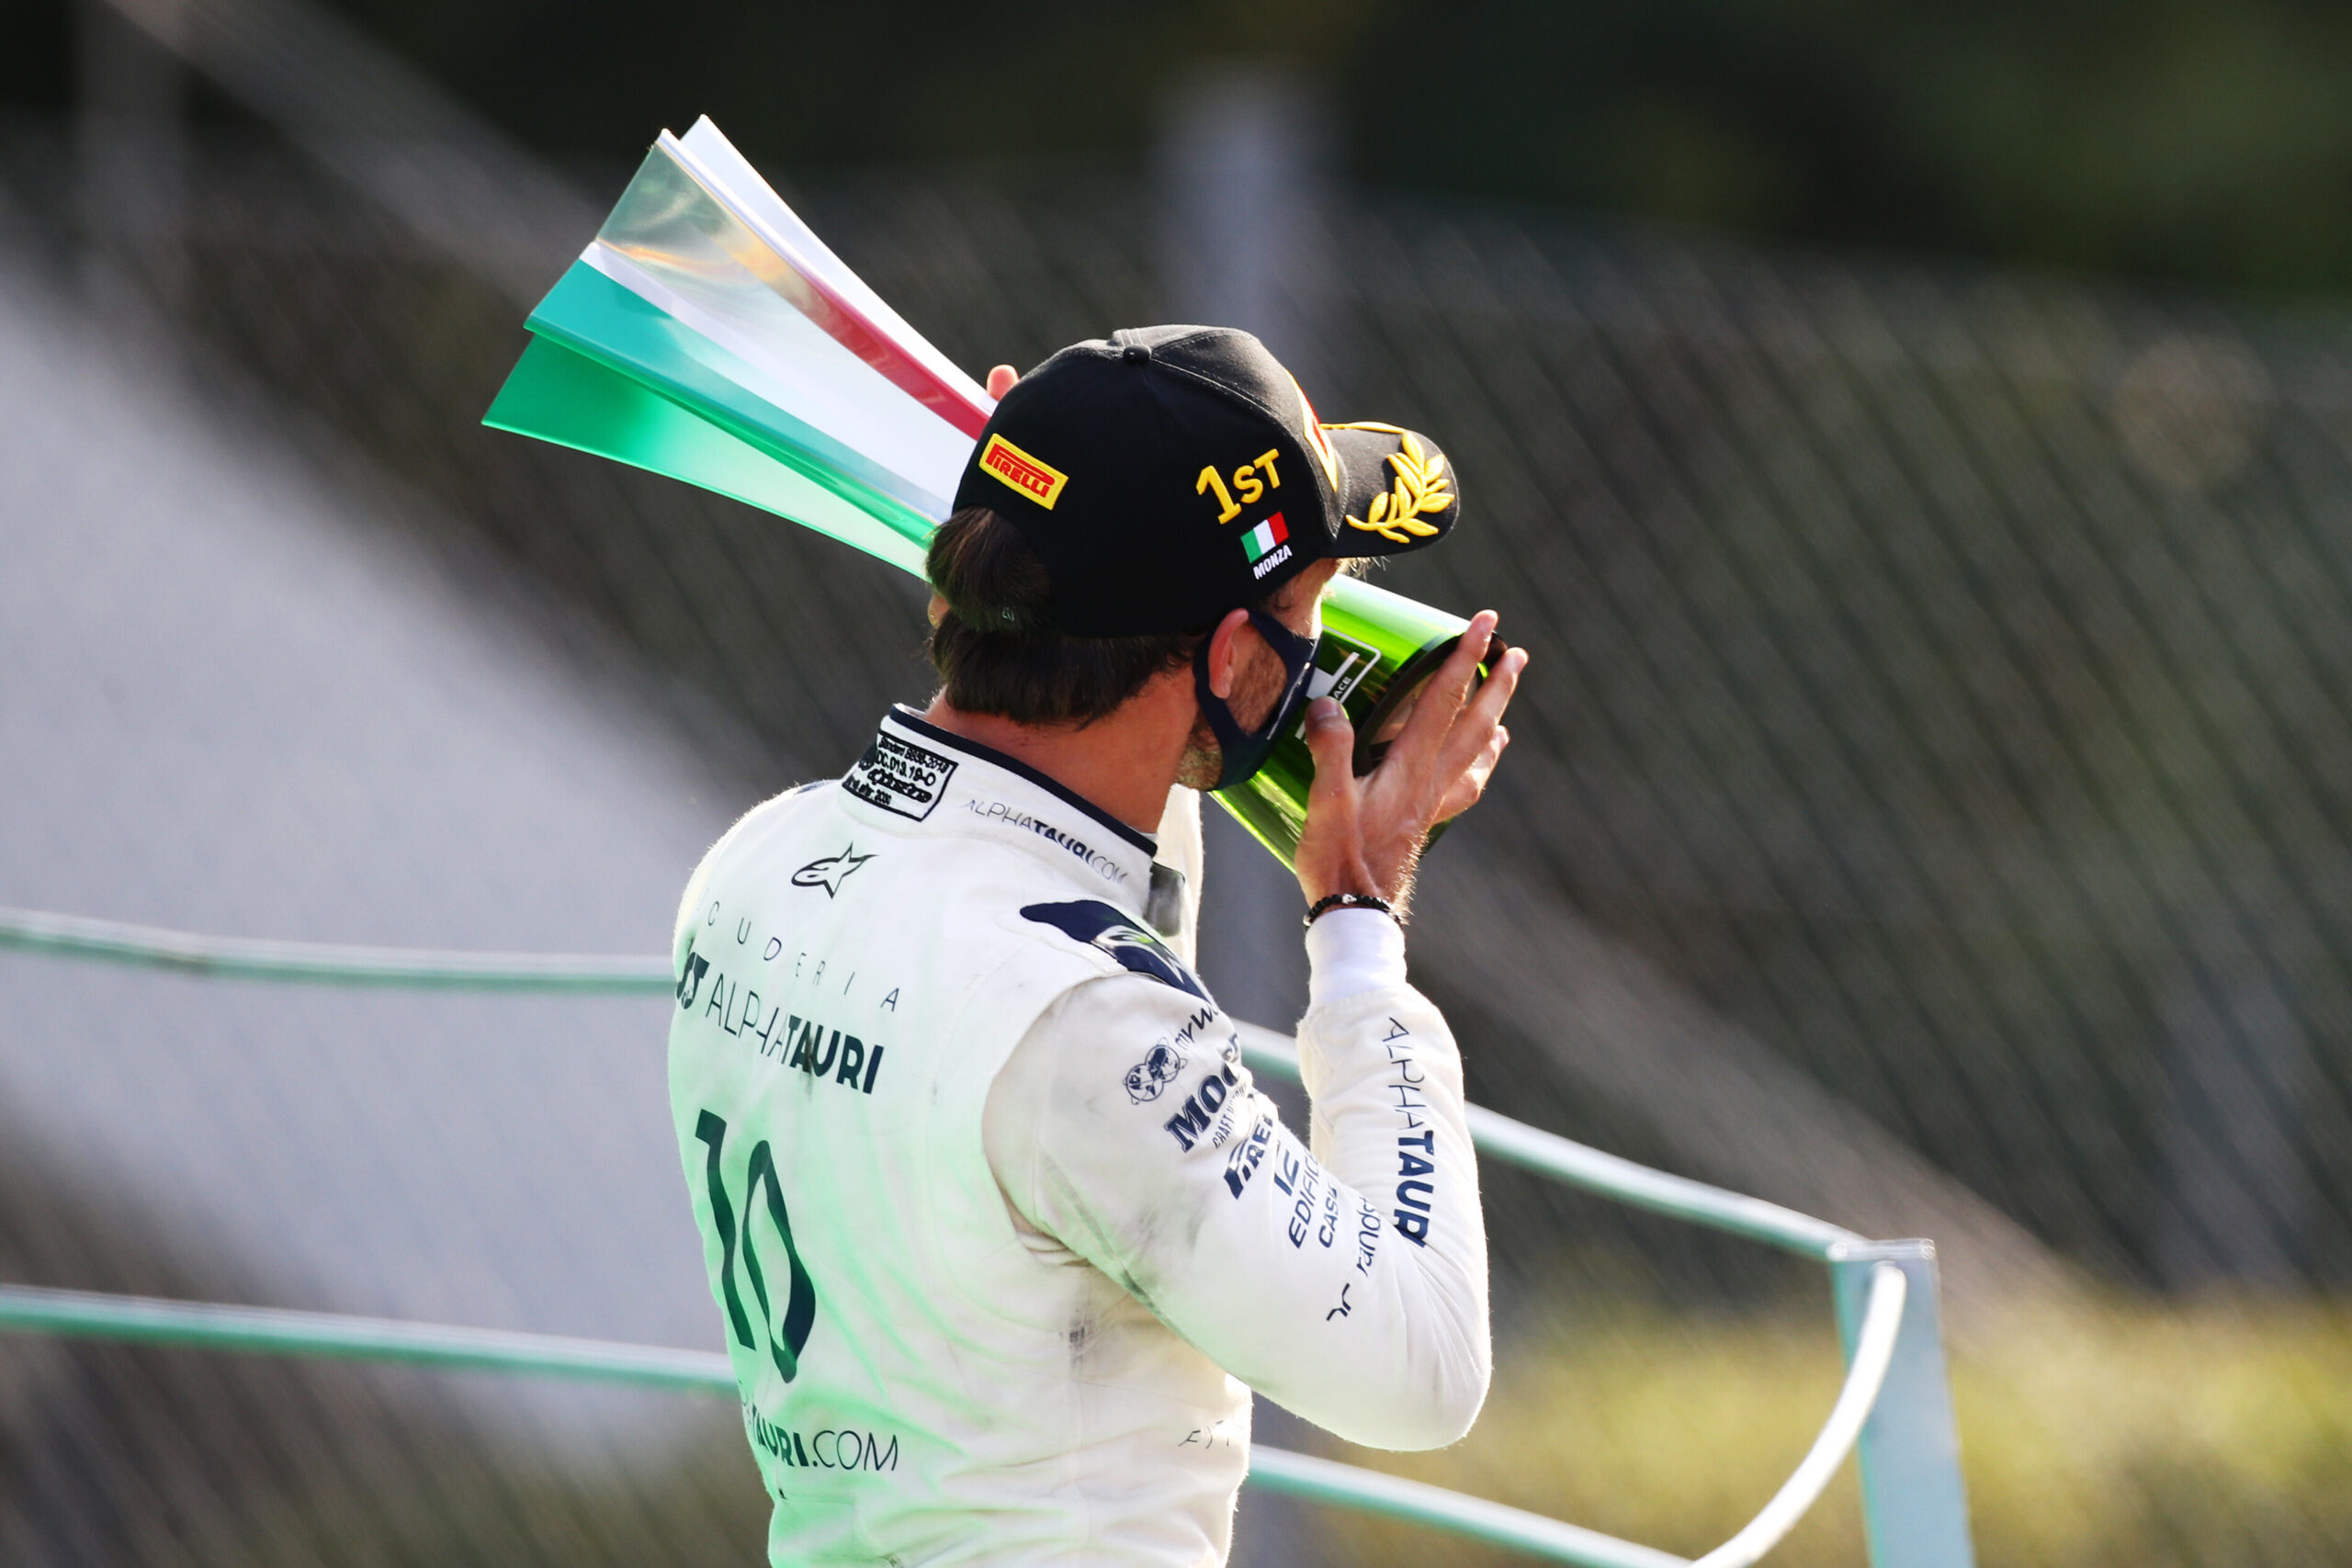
[842,707,1161,914]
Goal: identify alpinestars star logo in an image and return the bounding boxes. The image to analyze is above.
[791,845,875,897]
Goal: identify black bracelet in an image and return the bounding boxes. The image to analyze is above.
[1304,892,1396,928]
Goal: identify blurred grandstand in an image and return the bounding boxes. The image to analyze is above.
[1,0,2348,1562]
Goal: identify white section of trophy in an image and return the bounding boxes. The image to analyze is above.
[577,120,992,523]
[577,237,958,520]
[582,136,965,517]
[675,117,992,414]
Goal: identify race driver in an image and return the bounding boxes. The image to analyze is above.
[668,324,1527,1565]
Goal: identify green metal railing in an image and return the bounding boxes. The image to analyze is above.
[0,905,1973,1567]
[0,903,670,991]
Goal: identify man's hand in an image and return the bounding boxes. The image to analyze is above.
[1293,611,1526,916]
[987,364,1019,400]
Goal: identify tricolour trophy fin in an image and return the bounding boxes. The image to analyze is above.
[486,333,932,576]
[484,118,989,564]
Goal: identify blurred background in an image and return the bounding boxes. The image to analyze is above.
[4,0,2352,1562]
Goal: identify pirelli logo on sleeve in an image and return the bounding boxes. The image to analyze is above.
[977,434,1068,509]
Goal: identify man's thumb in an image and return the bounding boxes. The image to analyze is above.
[1303,697,1354,795]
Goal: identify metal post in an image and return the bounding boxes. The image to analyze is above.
[78,0,190,321]
[1828,1240,1974,1568]
[1157,62,1338,1048]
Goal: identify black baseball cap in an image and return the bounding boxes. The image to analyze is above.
[947,325,1462,636]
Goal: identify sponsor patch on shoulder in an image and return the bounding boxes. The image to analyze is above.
[1021,900,1210,1000]
[844,732,958,820]
[1125,1041,1187,1103]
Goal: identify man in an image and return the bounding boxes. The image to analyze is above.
[668,324,1526,1565]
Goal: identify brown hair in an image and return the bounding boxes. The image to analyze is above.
[925,508,1206,725]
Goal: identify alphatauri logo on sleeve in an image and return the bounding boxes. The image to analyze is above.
[1022,900,1210,1001]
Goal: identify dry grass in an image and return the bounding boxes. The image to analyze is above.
[1315,1297,2352,1566]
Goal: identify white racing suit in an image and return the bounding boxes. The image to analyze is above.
[667,706,1489,1566]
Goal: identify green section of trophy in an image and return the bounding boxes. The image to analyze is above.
[1215,576,1506,870]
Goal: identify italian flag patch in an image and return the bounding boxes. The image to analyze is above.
[1241,512,1289,563]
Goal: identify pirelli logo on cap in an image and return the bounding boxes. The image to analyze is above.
[978,434,1069,509]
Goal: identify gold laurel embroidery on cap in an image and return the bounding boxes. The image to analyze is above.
[1329,423,1452,544]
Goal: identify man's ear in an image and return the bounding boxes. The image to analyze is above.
[926,592,949,628]
[1204,607,1253,700]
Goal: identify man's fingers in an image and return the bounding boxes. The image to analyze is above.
[1381,612,1501,780]
[1434,724,1510,823]
[986,363,1018,400]
[1433,644,1527,781]
[1301,696,1357,809]
[1293,696,1385,904]
[1298,628,1520,903]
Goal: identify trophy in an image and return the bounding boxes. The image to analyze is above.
[485,118,1501,867]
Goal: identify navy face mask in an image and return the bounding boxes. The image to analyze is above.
[1193,607,1323,791]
